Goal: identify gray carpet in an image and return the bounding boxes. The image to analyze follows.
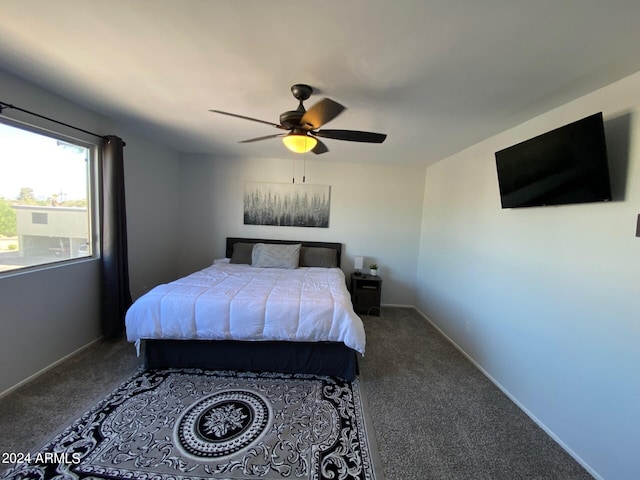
[359,308,592,479]
[0,307,592,479]
[0,336,141,460]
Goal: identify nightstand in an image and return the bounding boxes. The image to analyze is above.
[350,273,382,316]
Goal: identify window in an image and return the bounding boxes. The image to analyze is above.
[32,212,48,224]
[0,120,97,275]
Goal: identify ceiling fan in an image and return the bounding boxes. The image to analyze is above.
[209,84,387,154]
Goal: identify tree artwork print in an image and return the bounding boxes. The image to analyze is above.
[244,182,331,228]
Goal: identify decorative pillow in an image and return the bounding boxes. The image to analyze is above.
[252,243,301,269]
[299,246,338,268]
[230,242,255,264]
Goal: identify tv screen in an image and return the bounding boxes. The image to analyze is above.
[495,112,612,208]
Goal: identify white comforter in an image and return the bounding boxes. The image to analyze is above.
[125,259,366,355]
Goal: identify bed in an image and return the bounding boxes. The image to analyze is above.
[125,238,365,380]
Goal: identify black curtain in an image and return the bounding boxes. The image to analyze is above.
[100,135,132,337]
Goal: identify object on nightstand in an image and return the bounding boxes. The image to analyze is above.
[369,263,378,276]
[354,255,364,274]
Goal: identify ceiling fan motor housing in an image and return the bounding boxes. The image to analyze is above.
[280,110,305,130]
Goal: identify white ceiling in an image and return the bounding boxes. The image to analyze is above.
[2,0,640,166]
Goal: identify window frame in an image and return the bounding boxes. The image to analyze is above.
[0,116,100,277]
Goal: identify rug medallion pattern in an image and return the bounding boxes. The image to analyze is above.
[2,369,377,480]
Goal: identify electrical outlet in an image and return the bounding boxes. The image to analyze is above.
[464,321,471,333]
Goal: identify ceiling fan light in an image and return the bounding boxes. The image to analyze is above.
[282,134,317,153]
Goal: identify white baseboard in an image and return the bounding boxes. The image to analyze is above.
[0,337,103,399]
[411,306,603,480]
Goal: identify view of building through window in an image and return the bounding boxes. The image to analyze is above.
[0,121,94,274]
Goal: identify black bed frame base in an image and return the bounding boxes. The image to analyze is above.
[144,339,359,381]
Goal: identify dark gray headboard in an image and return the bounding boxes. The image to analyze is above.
[225,237,342,267]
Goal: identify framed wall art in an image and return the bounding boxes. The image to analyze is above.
[244,182,331,228]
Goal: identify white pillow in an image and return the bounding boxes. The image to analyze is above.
[252,243,301,269]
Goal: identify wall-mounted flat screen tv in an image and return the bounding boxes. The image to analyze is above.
[495,112,612,208]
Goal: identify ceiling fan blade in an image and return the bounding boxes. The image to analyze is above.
[300,98,345,130]
[314,129,387,143]
[239,133,286,143]
[209,110,285,129]
[311,139,329,155]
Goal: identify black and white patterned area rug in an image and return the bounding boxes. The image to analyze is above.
[3,369,380,480]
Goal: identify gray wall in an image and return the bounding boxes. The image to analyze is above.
[124,137,181,300]
[0,69,181,394]
[176,154,425,306]
[416,71,640,480]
